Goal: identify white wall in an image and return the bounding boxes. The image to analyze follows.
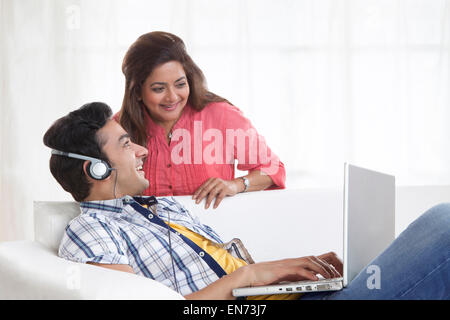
[1,0,450,241]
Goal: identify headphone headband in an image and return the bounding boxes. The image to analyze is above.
[51,150,101,163]
[51,149,113,180]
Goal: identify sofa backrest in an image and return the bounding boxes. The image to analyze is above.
[34,201,81,253]
[34,189,344,261]
[34,186,450,262]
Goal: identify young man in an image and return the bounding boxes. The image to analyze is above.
[44,102,449,300]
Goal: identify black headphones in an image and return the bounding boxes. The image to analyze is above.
[51,149,114,180]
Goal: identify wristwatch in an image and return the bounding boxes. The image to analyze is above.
[240,177,250,193]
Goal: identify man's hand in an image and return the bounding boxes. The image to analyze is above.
[192,177,242,209]
[317,251,343,276]
[186,252,343,300]
[244,253,342,288]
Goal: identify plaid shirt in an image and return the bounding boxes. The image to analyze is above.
[58,195,254,296]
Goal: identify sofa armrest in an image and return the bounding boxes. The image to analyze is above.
[0,241,184,300]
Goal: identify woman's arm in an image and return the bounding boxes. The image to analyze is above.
[191,103,286,209]
[234,170,274,193]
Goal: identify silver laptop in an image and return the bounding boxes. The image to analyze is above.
[232,163,395,297]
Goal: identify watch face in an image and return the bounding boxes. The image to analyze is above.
[242,177,249,191]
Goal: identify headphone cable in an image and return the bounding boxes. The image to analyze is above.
[111,167,179,293]
[167,209,180,294]
[111,168,118,199]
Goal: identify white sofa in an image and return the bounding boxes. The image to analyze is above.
[0,186,448,299]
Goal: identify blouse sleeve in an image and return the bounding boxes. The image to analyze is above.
[223,103,286,189]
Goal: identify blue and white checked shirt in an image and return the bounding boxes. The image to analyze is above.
[58,195,254,295]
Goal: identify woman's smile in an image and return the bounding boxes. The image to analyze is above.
[160,101,180,112]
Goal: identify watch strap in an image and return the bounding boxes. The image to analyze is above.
[240,177,250,192]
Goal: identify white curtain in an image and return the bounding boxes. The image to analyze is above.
[1,0,449,241]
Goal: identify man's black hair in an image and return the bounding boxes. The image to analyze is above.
[43,102,112,202]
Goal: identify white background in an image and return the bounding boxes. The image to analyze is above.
[1,0,449,241]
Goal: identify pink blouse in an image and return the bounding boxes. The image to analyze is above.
[118,102,285,196]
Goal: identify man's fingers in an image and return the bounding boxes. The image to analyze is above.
[316,257,340,278]
[306,256,334,279]
[317,252,343,276]
[297,268,319,281]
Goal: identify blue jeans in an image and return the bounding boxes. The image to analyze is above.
[302,203,450,300]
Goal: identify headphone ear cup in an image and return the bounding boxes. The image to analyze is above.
[87,161,112,180]
[98,161,113,179]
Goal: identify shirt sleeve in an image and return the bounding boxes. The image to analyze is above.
[223,103,286,189]
[58,215,129,265]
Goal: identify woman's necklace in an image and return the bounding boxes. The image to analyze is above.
[167,131,173,145]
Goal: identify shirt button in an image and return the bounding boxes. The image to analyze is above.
[199,251,205,257]
[167,163,172,168]
[148,213,153,219]
[168,185,172,189]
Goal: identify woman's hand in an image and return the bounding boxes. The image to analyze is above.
[192,171,275,209]
[192,177,243,209]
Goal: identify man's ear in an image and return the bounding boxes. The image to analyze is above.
[82,160,93,180]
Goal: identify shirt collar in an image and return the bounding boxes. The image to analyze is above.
[80,195,158,214]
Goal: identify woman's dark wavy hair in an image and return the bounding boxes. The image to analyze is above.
[43,102,112,202]
[118,31,231,146]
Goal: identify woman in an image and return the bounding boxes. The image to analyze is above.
[117,31,285,209]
